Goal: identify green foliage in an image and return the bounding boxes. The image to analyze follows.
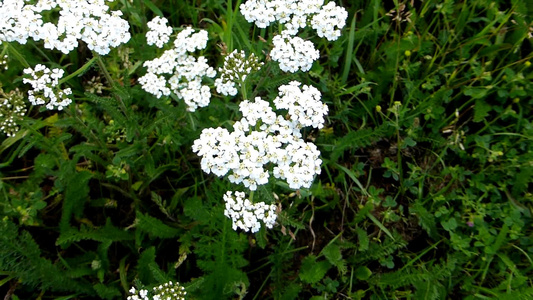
[0,220,94,295]
[135,211,180,239]
[299,255,331,284]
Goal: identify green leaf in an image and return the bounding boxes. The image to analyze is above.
[464,87,488,99]
[60,170,93,232]
[357,227,369,251]
[56,219,134,246]
[411,202,438,239]
[136,211,180,239]
[322,243,346,274]
[93,283,121,300]
[255,225,268,249]
[137,247,170,283]
[184,197,210,223]
[331,128,384,162]
[403,137,417,148]
[473,98,492,122]
[441,217,458,232]
[299,255,331,284]
[0,220,94,294]
[487,224,509,255]
[355,266,372,281]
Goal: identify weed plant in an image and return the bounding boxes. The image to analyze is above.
[0,0,532,299]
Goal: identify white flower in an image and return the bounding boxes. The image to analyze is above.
[271,33,319,73]
[239,0,347,72]
[223,191,277,233]
[311,1,348,41]
[138,27,216,111]
[22,64,72,110]
[274,81,328,128]
[0,0,131,55]
[146,16,173,48]
[192,82,325,193]
[127,281,186,300]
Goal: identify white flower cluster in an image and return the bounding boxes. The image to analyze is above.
[22,64,72,110]
[214,50,263,96]
[138,27,216,112]
[0,88,26,137]
[0,0,131,55]
[239,0,348,72]
[274,81,328,129]
[311,2,348,41]
[146,16,173,48]
[223,191,277,233]
[127,281,186,300]
[271,33,319,72]
[192,81,325,191]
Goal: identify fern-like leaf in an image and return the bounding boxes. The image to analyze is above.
[0,220,94,294]
[56,219,134,246]
[136,211,180,239]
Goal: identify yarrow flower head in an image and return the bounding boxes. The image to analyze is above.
[0,87,26,137]
[138,27,216,111]
[240,0,324,29]
[146,16,173,48]
[0,0,131,55]
[215,50,263,96]
[22,64,72,110]
[239,0,348,72]
[274,81,328,129]
[311,2,348,41]
[271,33,319,73]
[127,281,187,300]
[192,81,326,192]
[223,191,277,233]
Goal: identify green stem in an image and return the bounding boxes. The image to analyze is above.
[59,57,98,85]
[395,111,404,194]
[5,43,30,68]
[249,190,254,203]
[95,54,129,117]
[240,78,248,100]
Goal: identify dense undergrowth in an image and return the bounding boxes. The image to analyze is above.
[0,0,532,299]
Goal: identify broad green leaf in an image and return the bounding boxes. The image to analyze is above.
[299,255,331,284]
[473,98,492,122]
[464,87,488,99]
[355,266,372,280]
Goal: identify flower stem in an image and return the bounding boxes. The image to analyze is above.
[249,190,255,203]
[59,56,98,85]
[95,54,129,117]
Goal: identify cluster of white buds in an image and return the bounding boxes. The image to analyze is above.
[223,191,277,233]
[22,64,72,110]
[0,0,131,55]
[192,81,325,192]
[239,0,348,72]
[214,50,263,96]
[138,27,216,112]
[0,87,25,137]
[127,281,187,300]
[146,16,173,48]
[0,54,7,70]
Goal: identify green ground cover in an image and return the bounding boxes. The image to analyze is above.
[0,0,532,299]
